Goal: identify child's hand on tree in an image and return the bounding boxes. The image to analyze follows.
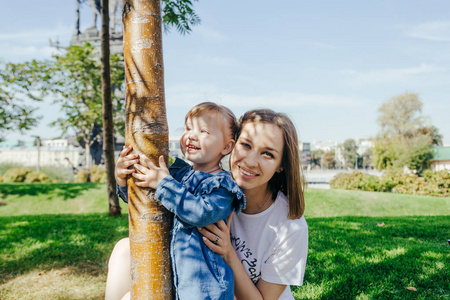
[133,155,169,189]
[115,146,140,187]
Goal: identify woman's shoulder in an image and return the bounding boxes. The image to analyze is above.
[196,171,246,209]
[272,192,307,230]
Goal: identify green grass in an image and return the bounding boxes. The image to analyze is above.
[305,188,450,217]
[0,184,449,299]
[0,183,128,216]
[292,216,449,299]
[0,213,129,299]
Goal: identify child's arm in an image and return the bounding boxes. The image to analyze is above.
[156,180,236,228]
[115,146,139,187]
[133,154,241,227]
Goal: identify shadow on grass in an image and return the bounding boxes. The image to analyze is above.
[292,216,450,300]
[2,214,449,300]
[0,213,129,284]
[0,183,101,200]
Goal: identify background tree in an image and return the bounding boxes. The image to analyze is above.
[0,61,45,141]
[49,44,125,170]
[342,139,359,169]
[123,0,200,297]
[360,149,372,169]
[372,92,441,172]
[100,0,121,216]
[5,44,125,169]
[311,149,324,168]
[418,125,443,146]
[322,150,336,169]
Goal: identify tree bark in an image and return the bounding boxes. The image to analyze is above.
[101,0,121,216]
[123,0,173,298]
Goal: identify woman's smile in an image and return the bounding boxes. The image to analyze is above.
[237,165,258,177]
[230,121,284,192]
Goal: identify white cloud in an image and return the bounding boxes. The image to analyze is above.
[166,83,362,109]
[343,63,445,86]
[405,21,450,41]
[0,26,72,62]
[195,26,227,42]
[0,26,72,43]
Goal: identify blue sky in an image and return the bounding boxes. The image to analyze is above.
[1,0,450,145]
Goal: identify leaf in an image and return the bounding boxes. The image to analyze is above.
[406,286,417,291]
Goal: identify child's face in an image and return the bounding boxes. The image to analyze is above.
[180,113,230,171]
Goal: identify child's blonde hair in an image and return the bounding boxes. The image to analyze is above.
[185,102,238,141]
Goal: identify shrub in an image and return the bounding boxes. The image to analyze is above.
[74,165,106,183]
[90,165,106,183]
[0,168,32,183]
[0,168,52,183]
[74,169,88,183]
[330,172,381,192]
[24,171,50,183]
[331,170,450,197]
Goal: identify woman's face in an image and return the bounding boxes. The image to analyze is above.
[230,121,284,193]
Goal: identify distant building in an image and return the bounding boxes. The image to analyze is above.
[0,139,81,169]
[300,142,311,167]
[169,137,184,159]
[431,146,450,171]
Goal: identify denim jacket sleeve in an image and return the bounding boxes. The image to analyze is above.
[116,183,128,203]
[155,173,245,228]
[114,158,187,205]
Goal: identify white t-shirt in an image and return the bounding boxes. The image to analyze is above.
[230,191,308,300]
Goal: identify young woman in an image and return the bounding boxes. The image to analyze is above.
[199,109,308,300]
[106,109,308,300]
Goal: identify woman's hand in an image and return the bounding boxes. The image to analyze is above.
[115,146,139,187]
[132,155,169,189]
[198,213,235,264]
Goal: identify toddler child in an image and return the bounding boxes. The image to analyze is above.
[115,102,245,300]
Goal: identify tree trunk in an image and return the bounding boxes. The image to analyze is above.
[101,0,121,216]
[123,0,173,299]
[85,142,92,171]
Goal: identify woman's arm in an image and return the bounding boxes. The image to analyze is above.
[199,215,286,300]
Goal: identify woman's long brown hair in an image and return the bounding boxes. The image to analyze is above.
[237,109,305,219]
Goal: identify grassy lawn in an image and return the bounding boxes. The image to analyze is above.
[0,184,449,299]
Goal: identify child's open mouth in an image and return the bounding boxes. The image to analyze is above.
[187,145,200,151]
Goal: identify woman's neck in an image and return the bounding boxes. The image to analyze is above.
[242,185,273,214]
[192,160,222,173]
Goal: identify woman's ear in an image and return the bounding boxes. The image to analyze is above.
[221,139,235,156]
[277,167,284,173]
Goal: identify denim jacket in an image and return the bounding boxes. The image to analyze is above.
[117,158,245,300]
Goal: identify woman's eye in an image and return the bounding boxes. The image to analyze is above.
[201,129,209,134]
[262,151,274,158]
[240,142,251,149]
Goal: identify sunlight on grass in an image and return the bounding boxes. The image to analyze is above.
[383,247,406,258]
[0,268,105,300]
[68,233,89,246]
[9,238,54,259]
[421,251,443,259]
[5,221,30,228]
[116,225,128,233]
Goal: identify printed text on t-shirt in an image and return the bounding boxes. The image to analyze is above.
[231,234,261,284]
